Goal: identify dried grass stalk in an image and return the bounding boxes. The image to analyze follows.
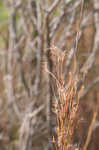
[49,46,84,150]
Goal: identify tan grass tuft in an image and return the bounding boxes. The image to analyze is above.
[50,46,84,150]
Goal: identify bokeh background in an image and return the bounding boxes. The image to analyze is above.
[0,0,99,150]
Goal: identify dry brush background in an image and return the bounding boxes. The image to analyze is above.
[0,0,99,150]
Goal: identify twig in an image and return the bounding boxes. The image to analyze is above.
[47,0,61,15]
[50,0,81,39]
[8,5,20,118]
[83,108,98,150]
[81,0,99,75]
[65,0,84,76]
[81,76,99,99]
[45,1,62,149]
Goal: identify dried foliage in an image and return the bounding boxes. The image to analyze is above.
[50,46,84,150]
[0,0,99,150]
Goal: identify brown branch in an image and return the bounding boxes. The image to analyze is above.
[81,0,99,75]
[50,0,81,39]
[81,76,99,99]
[45,1,62,149]
[83,108,98,150]
[19,104,45,150]
[47,0,61,15]
[46,14,53,150]
[65,31,82,76]
[65,0,84,76]
[58,10,76,49]
[7,6,20,118]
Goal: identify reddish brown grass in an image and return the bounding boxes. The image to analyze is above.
[50,46,84,150]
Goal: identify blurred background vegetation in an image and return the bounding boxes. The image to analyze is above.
[0,0,99,150]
